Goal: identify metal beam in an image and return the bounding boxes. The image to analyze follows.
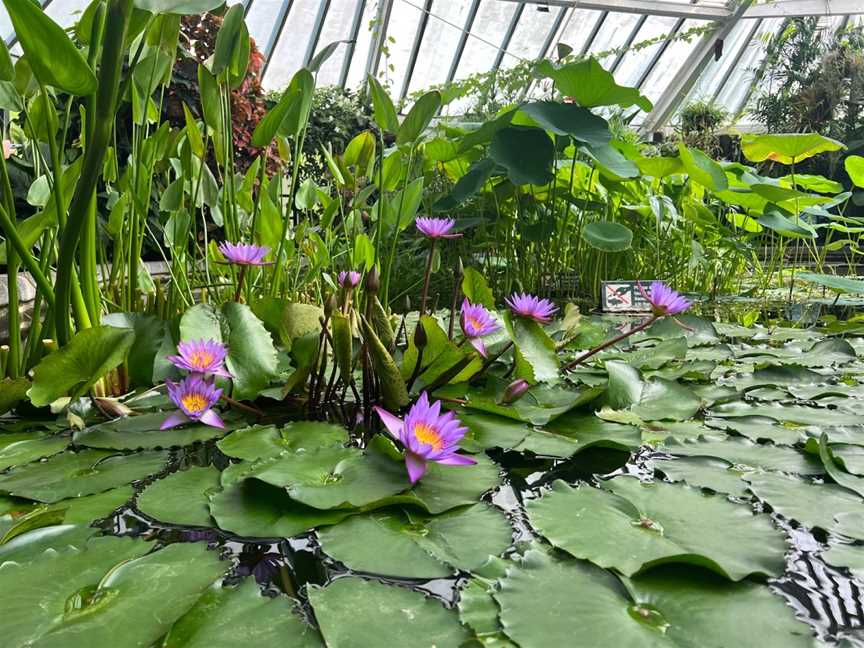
[363,0,395,86]
[261,0,295,76]
[580,11,608,56]
[634,17,685,90]
[496,0,730,21]
[639,0,754,134]
[399,0,434,103]
[303,0,333,67]
[338,0,368,88]
[711,17,762,104]
[493,2,525,71]
[538,7,569,59]
[444,0,482,86]
[744,0,863,19]
[610,14,648,73]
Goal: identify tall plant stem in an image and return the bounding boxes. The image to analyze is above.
[0,206,55,308]
[233,266,247,303]
[382,145,415,305]
[562,316,658,372]
[419,239,436,316]
[55,0,133,344]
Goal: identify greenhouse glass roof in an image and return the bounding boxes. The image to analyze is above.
[2,0,862,130]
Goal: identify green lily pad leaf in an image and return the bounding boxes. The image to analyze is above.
[163,578,322,647]
[210,477,351,539]
[661,436,823,474]
[490,126,554,186]
[796,272,864,294]
[0,377,30,414]
[494,545,811,648]
[28,326,135,407]
[308,577,470,647]
[138,466,220,527]
[103,312,167,386]
[742,132,845,165]
[438,378,601,425]
[845,155,864,188]
[0,534,152,646]
[0,431,68,471]
[24,542,227,648]
[401,316,481,388]
[459,571,518,647]
[0,524,97,563]
[756,211,817,239]
[398,452,501,514]
[745,471,864,539]
[519,101,611,147]
[543,411,643,452]
[710,400,859,426]
[528,478,785,580]
[217,421,346,461]
[818,433,864,499]
[581,221,633,252]
[504,312,559,383]
[653,457,750,497]
[318,503,512,579]
[74,412,236,450]
[679,143,728,192]
[180,303,279,401]
[632,378,702,422]
[536,57,652,111]
[822,543,864,580]
[0,449,168,502]
[646,315,719,347]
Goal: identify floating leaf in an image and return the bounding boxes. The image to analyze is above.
[581,221,633,252]
[74,412,235,450]
[138,466,220,527]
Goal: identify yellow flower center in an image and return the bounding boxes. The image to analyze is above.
[413,422,443,451]
[181,393,209,415]
[465,315,483,332]
[189,351,214,369]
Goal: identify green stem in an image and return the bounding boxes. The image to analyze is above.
[0,205,55,308]
[562,315,659,372]
[55,0,133,344]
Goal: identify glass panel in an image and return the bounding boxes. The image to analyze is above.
[452,0,517,82]
[554,9,604,56]
[345,0,379,90]
[44,0,87,28]
[405,0,472,97]
[265,0,319,89]
[715,18,783,116]
[246,0,285,52]
[368,1,424,95]
[502,3,559,64]
[684,18,754,103]
[311,1,361,88]
[637,19,710,104]
[614,15,680,87]
[587,11,640,62]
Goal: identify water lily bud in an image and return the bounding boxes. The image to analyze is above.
[365,266,380,294]
[413,322,428,349]
[404,295,411,312]
[501,379,530,404]
[456,257,464,278]
[324,294,338,317]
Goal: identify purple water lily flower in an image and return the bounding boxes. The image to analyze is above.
[373,392,476,484]
[415,217,461,239]
[460,299,500,357]
[161,374,225,430]
[638,281,691,317]
[501,379,530,404]
[505,293,558,324]
[166,339,231,378]
[218,241,273,266]
[338,270,361,289]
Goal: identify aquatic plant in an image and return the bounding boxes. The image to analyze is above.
[166,339,231,378]
[162,374,225,429]
[459,299,500,357]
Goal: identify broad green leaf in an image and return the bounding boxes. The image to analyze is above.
[361,318,409,409]
[278,68,315,139]
[212,4,244,77]
[756,211,816,238]
[367,75,399,134]
[741,133,845,165]
[0,40,13,82]
[74,411,234,450]
[3,0,96,95]
[0,449,168,502]
[28,326,135,407]
[252,69,313,146]
[504,312,559,383]
[796,271,864,294]
[818,433,864,499]
[678,143,728,192]
[216,422,345,462]
[400,315,482,388]
[528,478,785,580]
[636,156,684,178]
[103,312,166,386]
[0,377,29,415]
[308,577,470,647]
[581,220,633,252]
[396,90,441,145]
[536,57,652,111]
[652,456,750,497]
[317,504,511,578]
[162,579,322,647]
[461,266,495,309]
[490,126,554,186]
[583,142,640,179]
[662,436,823,475]
[133,0,223,14]
[433,158,495,211]
[0,431,68,472]
[519,101,611,147]
[137,466,220,527]
[845,155,864,188]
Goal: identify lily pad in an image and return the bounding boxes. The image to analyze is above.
[822,543,864,580]
[74,412,235,450]
[216,422,345,461]
[317,503,512,578]
[138,466,221,527]
[163,578,322,647]
[0,432,69,471]
[744,472,864,539]
[0,449,169,502]
[527,478,785,580]
[661,436,824,474]
[308,577,470,647]
[653,457,750,497]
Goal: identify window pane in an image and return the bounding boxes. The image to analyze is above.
[405,0,473,97]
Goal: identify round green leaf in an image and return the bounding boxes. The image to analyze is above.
[581,221,633,252]
[845,155,864,188]
[308,577,470,647]
[528,478,785,580]
[796,272,864,294]
[74,412,235,450]
[490,126,555,186]
[519,101,611,147]
[741,133,845,165]
[137,466,220,527]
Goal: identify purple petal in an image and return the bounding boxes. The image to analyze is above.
[161,411,189,430]
[199,409,226,429]
[405,452,428,484]
[373,406,404,441]
[435,453,477,466]
[469,337,488,357]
